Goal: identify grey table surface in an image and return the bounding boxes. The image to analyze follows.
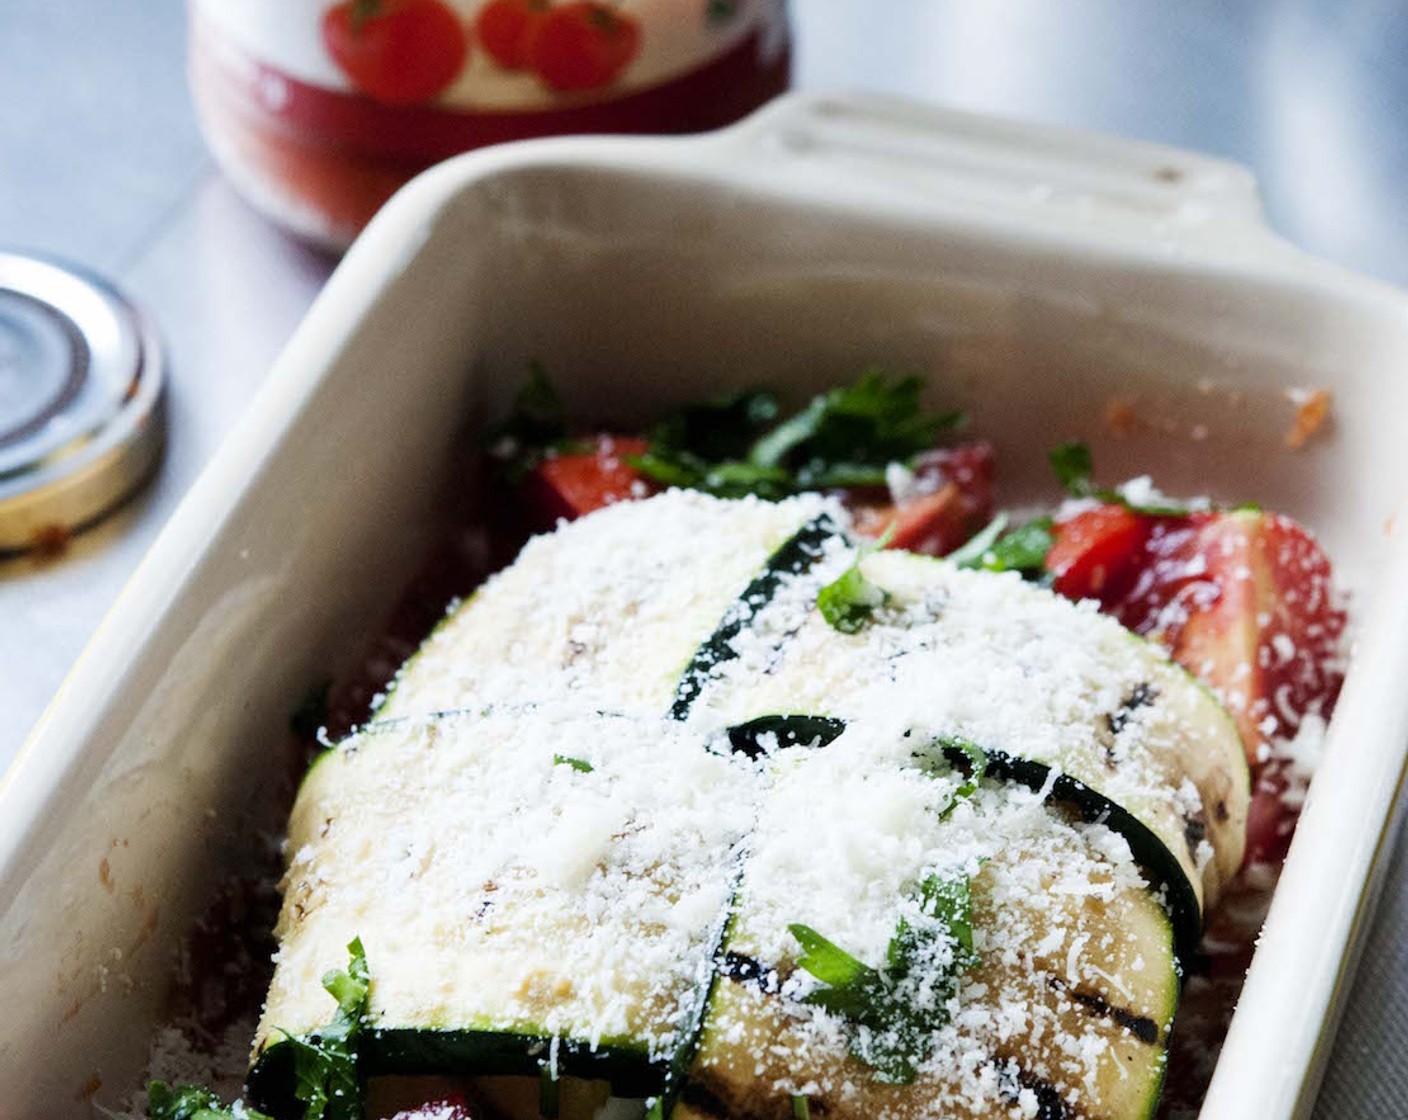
[2,1,1407,1115]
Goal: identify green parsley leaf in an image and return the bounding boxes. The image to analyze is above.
[490,361,567,450]
[281,938,370,1120]
[934,737,988,813]
[146,1082,274,1120]
[790,871,980,1084]
[630,372,964,502]
[650,388,780,462]
[947,513,1009,569]
[982,517,1055,573]
[817,524,897,634]
[949,514,1055,576]
[553,754,594,773]
[1050,440,1096,497]
[817,561,889,634]
[750,372,963,477]
[1049,441,1193,517]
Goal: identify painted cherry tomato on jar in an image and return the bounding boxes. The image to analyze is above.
[189,0,793,248]
[321,0,470,105]
[527,1,643,91]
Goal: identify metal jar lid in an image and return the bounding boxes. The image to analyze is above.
[0,251,165,553]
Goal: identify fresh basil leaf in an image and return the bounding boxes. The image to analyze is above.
[553,754,594,773]
[146,1082,273,1120]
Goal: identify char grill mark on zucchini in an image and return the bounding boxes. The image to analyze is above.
[672,515,839,720]
[685,543,1249,941]
[380,493,832,722]
[678,731,1178,1120]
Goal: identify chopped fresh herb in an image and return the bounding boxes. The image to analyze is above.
[650,388,780,462]
[935,737,988,813]
[791,1095,812,1120]
[644,1099,665,1120]
[629,371,964,501]
[290,679,332,741]
[789,871,979,1083]
[949,513,1055,576]
[280,938,370,1120]
[750,372,963,480]
[1050,440,1097,497]
[489,360,567,452]
[146,1083,273,1120]
[553,754,594,773]
[982,517,1055,573]
[947,513,1009,569]
[817,526,895,634]
[1049,441,1191,517]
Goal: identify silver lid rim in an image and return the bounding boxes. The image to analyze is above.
[0,253,166,553]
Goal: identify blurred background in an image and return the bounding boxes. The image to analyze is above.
[2,2,1407,1115]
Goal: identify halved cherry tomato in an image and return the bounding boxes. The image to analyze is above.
[322,0,469,105]
[522,434,654,526]
[476,0,548,70]
[851,442,996,557]
[387,1096,476,1120]
[1045,503,1151,601]
[1109,510,1346,767]
[526,1,642,92]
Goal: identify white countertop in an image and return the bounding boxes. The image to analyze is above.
[2,2,1406,1115]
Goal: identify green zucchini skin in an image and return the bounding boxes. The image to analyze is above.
[248,1031,662,1115]
[724,715,847,758]
[671,516,839,720]
[959,745,1200,968]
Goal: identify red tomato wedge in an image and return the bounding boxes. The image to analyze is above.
[522,435,654,526]
[851,442,996,557]
[1046,504,1151,601]
[386,1096,476,1120]
[1045,505,1345,863]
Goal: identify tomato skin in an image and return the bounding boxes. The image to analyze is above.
[322,0,469,106]
[851,442,996,557]
[476,0,547,70]
[522,435,653,526]
[388,1096,475,1120]
[527,1,643,92]
[1046,504,1151,601]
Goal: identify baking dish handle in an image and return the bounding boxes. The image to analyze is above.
[714,93,1294,263]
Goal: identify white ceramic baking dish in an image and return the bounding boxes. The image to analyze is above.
[3,92,1408,1120]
